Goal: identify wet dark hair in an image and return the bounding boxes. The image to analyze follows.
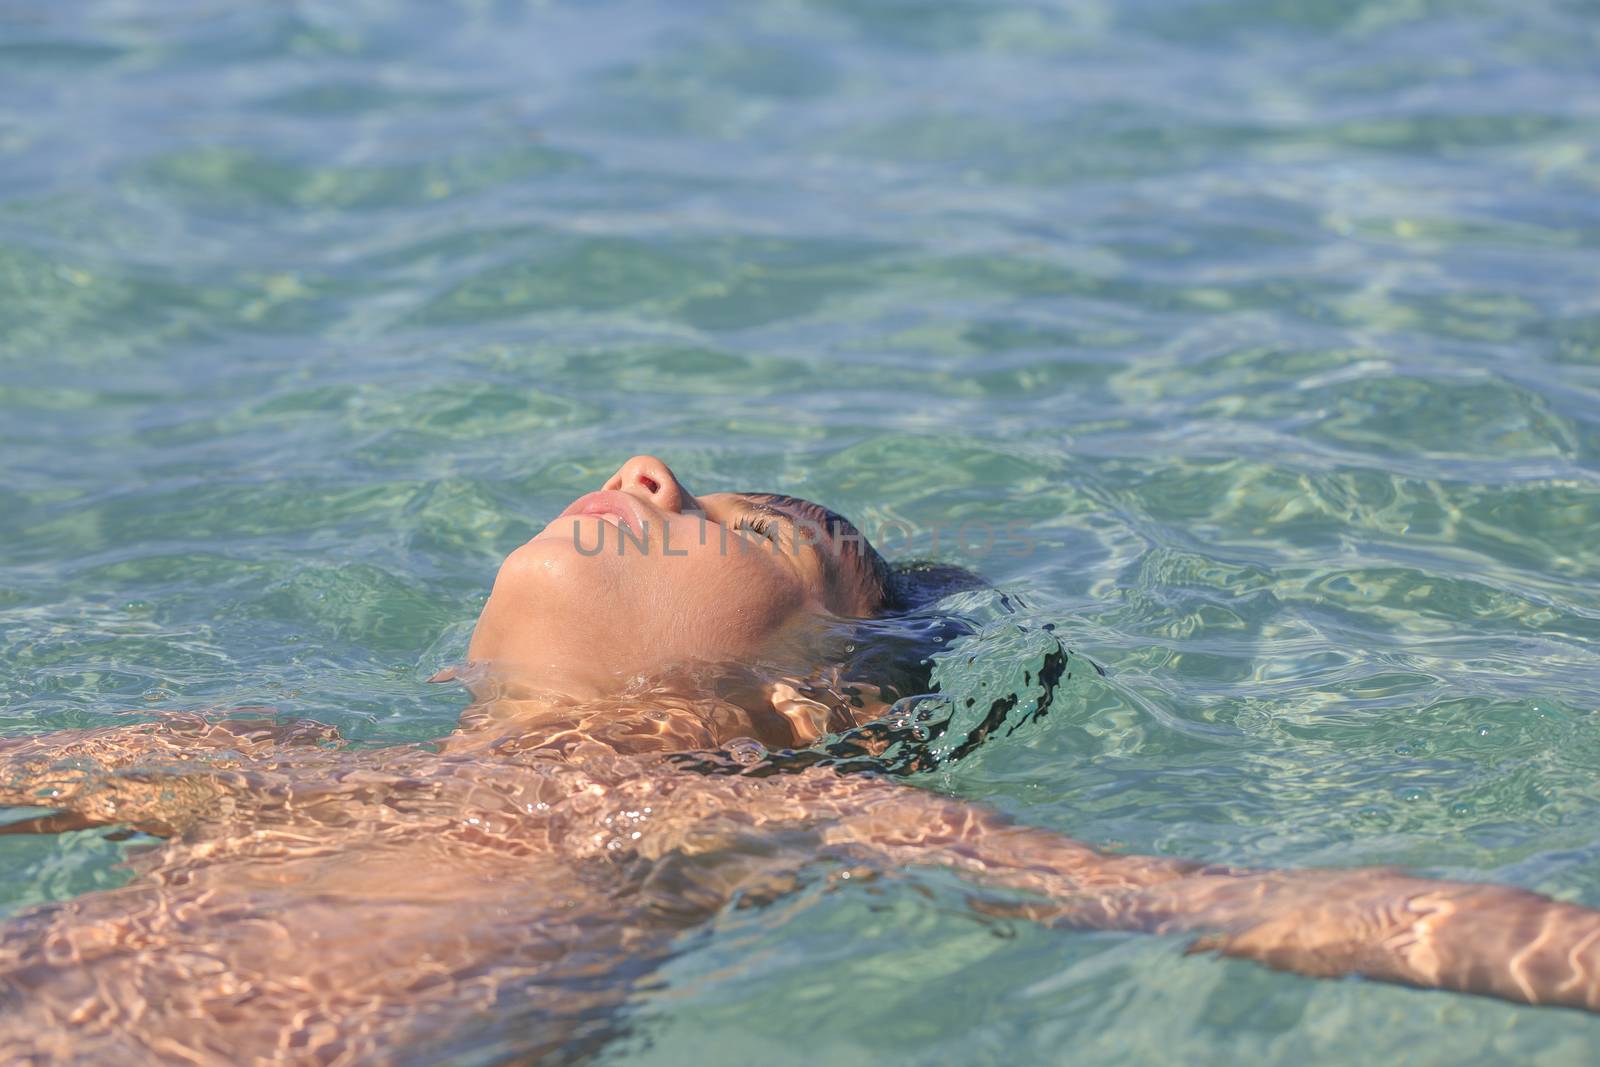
[726,495,987,700]
[836,559,994,700]
[704,559,986,720]
[683,557,1078,779]
[680,496,1081,777]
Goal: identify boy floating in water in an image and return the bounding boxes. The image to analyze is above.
[2,455,1598,1065]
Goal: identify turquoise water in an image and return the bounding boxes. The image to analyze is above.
[3,0,1600,1061]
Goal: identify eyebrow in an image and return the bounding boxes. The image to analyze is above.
[733,499,807,548]
[742,494,844,542]
[742,500,791,522]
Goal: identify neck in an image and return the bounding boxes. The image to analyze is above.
[438,666,890,761]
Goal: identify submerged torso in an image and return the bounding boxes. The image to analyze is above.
[0,698,896,1065]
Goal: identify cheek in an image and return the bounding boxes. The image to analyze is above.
[467,544,583,660]
[661,551,807,651]
[470,535,810,671]
[490,539,610,610]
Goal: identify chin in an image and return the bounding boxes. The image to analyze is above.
[502,528,613,585]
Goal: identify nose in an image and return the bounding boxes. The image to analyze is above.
[603,454,696,514]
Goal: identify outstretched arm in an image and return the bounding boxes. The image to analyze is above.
[889,803,1600,1010]
[644,764,1600,1014]
[829,782,1600,1012]
[0,711,343,836]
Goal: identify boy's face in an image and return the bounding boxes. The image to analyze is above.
[465,455,884,695]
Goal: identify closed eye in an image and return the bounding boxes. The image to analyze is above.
[731,503,792,547]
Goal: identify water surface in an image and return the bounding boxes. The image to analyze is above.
[3,1,1600,1063]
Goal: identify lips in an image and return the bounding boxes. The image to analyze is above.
[555,490,649,540]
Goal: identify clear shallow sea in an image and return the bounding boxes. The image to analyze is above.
[2,0,1600,1062]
